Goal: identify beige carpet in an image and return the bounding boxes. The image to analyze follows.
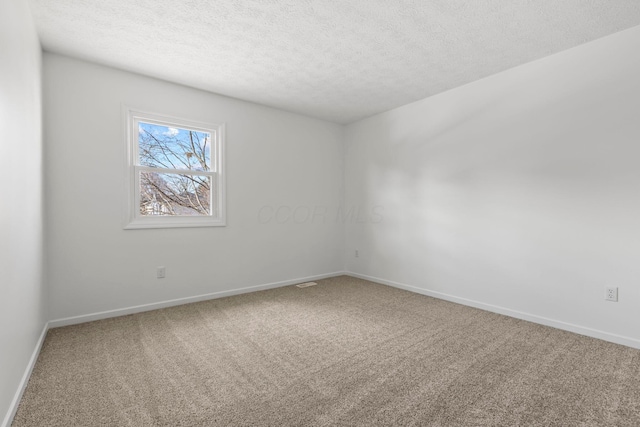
[13,276,640,426]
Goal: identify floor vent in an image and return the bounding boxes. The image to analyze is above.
[296,282,318,288]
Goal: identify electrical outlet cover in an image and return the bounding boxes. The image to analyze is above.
[605,286,618,302]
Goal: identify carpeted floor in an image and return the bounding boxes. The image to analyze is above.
[12,276,640,426]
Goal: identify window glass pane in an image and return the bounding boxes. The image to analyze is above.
[138,121,212,171]
[140,171,212,216]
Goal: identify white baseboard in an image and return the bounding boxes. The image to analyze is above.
[49,271,346,328]
[347,271,640,350]
[2,322,49,427]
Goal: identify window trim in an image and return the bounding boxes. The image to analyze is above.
[123,106,226,229]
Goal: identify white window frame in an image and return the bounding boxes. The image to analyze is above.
[124,107,226,229]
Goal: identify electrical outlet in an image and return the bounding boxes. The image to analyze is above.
[605,286,618,302]
[157,266,166,279]
[355,249,359,258]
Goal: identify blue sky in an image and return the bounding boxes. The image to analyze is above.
[138,122,211,171]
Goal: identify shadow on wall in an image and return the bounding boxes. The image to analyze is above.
[348,57,640,334]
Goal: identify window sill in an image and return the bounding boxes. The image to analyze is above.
[124,216,226,230]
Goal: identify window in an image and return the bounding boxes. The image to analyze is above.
[124,108,225,229]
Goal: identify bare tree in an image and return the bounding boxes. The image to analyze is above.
[138,125,211,216]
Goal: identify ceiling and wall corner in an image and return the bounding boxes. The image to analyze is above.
[28,0,640,124]
[19,0,640,345]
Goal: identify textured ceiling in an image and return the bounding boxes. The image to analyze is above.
[29,0,640,124]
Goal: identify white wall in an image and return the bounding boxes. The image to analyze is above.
[0,0,46,424]
[44,54,344,321]
[345,25,640,347]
